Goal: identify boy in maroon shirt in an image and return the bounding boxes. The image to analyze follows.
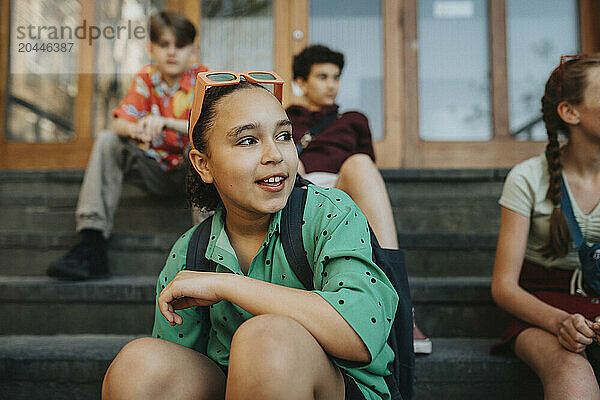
[288,44,395,248]
[287,44,432,354]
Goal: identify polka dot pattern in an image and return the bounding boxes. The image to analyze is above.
[151,187,398,399]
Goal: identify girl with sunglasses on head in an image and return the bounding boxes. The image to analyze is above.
[491,54,600,399]
[102,72,399,400]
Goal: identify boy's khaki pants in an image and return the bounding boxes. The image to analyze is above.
[75,129,188,239]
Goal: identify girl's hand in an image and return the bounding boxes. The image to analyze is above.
[557,313,599,353]
[158,271,224,326]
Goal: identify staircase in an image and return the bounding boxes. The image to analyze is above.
[0,169,543,399]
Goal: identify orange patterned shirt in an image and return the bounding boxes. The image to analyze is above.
[113,63,208,171]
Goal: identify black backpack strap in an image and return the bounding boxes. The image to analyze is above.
[280,181,314,290]
[186,215,216,272]
[188,176,313,286]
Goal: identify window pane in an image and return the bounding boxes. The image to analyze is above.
[418,0,491,141]
[200,0,273,71]
[91,0,159,139]
[7,0,80,142]
[507,0,579,141]
[309,0,384,140]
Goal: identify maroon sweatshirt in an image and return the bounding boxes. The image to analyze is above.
[286,104,375,174]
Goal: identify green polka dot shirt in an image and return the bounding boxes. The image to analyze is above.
[152,185,399,400]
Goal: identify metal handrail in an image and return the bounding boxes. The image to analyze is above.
[8,94,73,133]
[510,115,543,139]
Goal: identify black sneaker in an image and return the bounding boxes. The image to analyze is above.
[47,240,108,280]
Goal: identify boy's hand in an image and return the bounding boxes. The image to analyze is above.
[158,270,224,326]
[557,313,599,353]
[137,115,166,143]
[126,122,144,141]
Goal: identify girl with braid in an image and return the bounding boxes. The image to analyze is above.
[491,54,600,399]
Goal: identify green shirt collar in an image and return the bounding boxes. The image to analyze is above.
[205,204,282,273]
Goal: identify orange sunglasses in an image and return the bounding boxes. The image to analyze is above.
[188,70,284,150]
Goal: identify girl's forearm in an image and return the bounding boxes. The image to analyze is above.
[491,209,570,335]
[217,273,371,363]
[492,280,569,334]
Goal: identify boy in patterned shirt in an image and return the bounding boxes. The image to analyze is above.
[47,11,207,280]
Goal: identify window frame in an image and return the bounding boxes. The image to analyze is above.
[401,0,597,168]
[0,0,95,169]
[1,0,596,169]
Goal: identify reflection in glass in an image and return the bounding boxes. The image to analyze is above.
[418,0,491,141]
[309,0,384,140]
[6,0,80,142]
[507,0,578,141]
[200,0,273,71]
[92,0,159,139]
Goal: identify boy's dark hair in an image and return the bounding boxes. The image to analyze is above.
[293,44,344,80]
[186,82,270,211]
[150,11,196,47]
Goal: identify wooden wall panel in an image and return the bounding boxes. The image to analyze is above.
[274,0,308,106]
[580,0,600,54]
[0,0,95,169]
[166,0,201,33]
[420,139,545,168]
[489,0,509,138]
[0,0,9,168]
[373,0,403,169]
[401,0,420,168]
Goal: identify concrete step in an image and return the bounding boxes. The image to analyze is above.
[0,275,501,337]
[412,338,541,400]
[410,276,506,338]
[0,335,541,400]
[400,233,497,277]
[0,276,156,335]
[0,184,192,233]
[392,197,500,234]
[0,231,498,277]
[0,231,180,277]
[1,192,500,234]
[1,168,509,191]
[0,334,140,400]
[1,169,508,234]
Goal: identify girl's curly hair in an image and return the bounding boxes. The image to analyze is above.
[186,81,269,211]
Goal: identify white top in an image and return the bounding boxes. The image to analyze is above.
[499,154,600,270]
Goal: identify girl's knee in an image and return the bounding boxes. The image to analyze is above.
[549,351,595,380]
[230,315,308,371]
[537,349,598,397]
[339,153,375,174]
[228,315,342,399]
[103,337,172,398]
[232,314,303,351]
